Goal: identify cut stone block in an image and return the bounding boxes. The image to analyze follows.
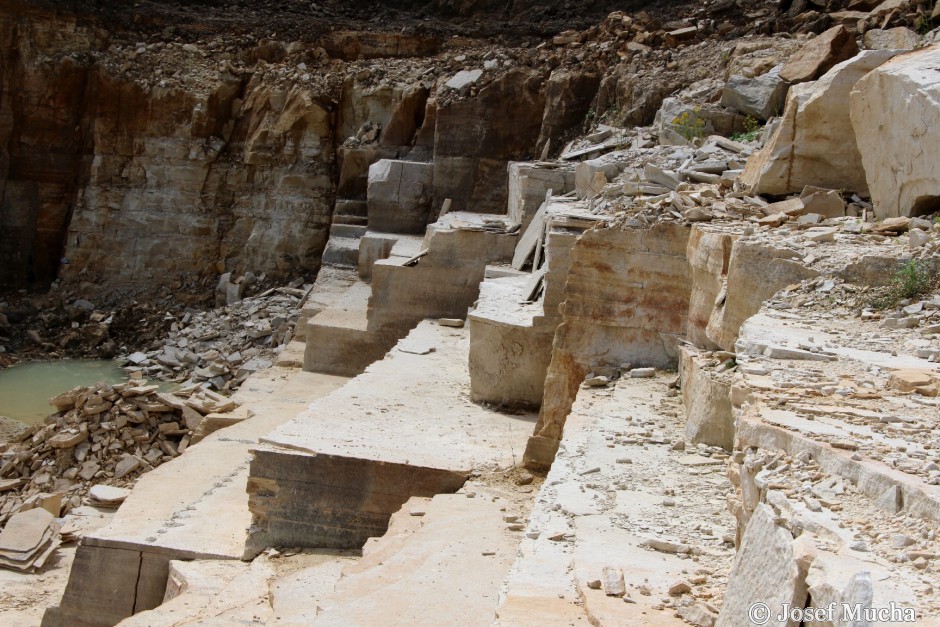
[367,160,434,234]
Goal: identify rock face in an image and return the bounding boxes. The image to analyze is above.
[0,6,337,292]
[851,45,940,218]
[740,50,901,196]
[720,67,790,121]
[433,69,547,215]
[705,239,817,351]
[62,77,335,290]
[524,223,692,469]
[778,26,859,83]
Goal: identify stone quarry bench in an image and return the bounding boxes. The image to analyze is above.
[245,321,536,556]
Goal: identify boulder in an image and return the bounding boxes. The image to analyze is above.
[740,50,902,196]
[862,27,920,50]
[654,98,746,145]
[851,45,940,218]
[779,26,860,83]
[800,186,845,218]
[716,503,812,627]
[720,66,790,121]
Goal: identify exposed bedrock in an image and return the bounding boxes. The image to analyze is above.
[524,222,693,469]
[1,2,608,295]
[523,220,828,469]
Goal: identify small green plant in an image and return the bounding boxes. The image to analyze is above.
[672,107,706,142]
[871,259,937,309]
[915,14,931,35]
[732,116,762,142]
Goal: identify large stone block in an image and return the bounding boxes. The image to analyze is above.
[246,447,466,556]
[706,239,817,350]
[367,159,434,234]
[740,50,901,196]
[679,347,735,450]
[716,503,811,627]
[851,45,940,218]
[507,161,575,230]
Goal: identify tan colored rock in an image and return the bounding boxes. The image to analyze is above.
[871,216,911,233]
[716,503,811,627]
[863,27,919,50]
[741,50,902,196]
[779,26,859,83]
[800,186,845,218]
[680,347,734,450]
[705,239,817,351]
[851,45,940,218]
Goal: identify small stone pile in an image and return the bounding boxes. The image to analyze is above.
[119,284,309,391]
[0,380,237,528]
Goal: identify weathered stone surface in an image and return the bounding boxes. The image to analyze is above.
[741,50,901,196]
[863,27,920,50]
[706,239,817,351]
[367,160,434,235]
[716,503,809,627]
[525,223,692,469]
[851,45,940,218]
[685,227,736,350]
[680,347,734,450]
[507,162,575,231]
[720,66,789,121]
[779,26,859,83]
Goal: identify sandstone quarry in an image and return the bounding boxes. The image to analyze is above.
[1,0,940,625]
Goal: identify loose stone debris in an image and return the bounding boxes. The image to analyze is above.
[0,379,238,533]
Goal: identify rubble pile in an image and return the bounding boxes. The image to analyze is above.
[0,380,238,528]
[118,283,310,391]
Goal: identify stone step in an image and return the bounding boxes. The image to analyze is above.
[245,321,537,557]
[496,374,735,626]
[294,267,362,342]
[332,214,368,226]
[321,237,360,268]
[335,199,368,218]
[300,276,397,377]
[329,223,367,239]
[274,340,306,369]
[314,491,521,626]
[43,370,350,626]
